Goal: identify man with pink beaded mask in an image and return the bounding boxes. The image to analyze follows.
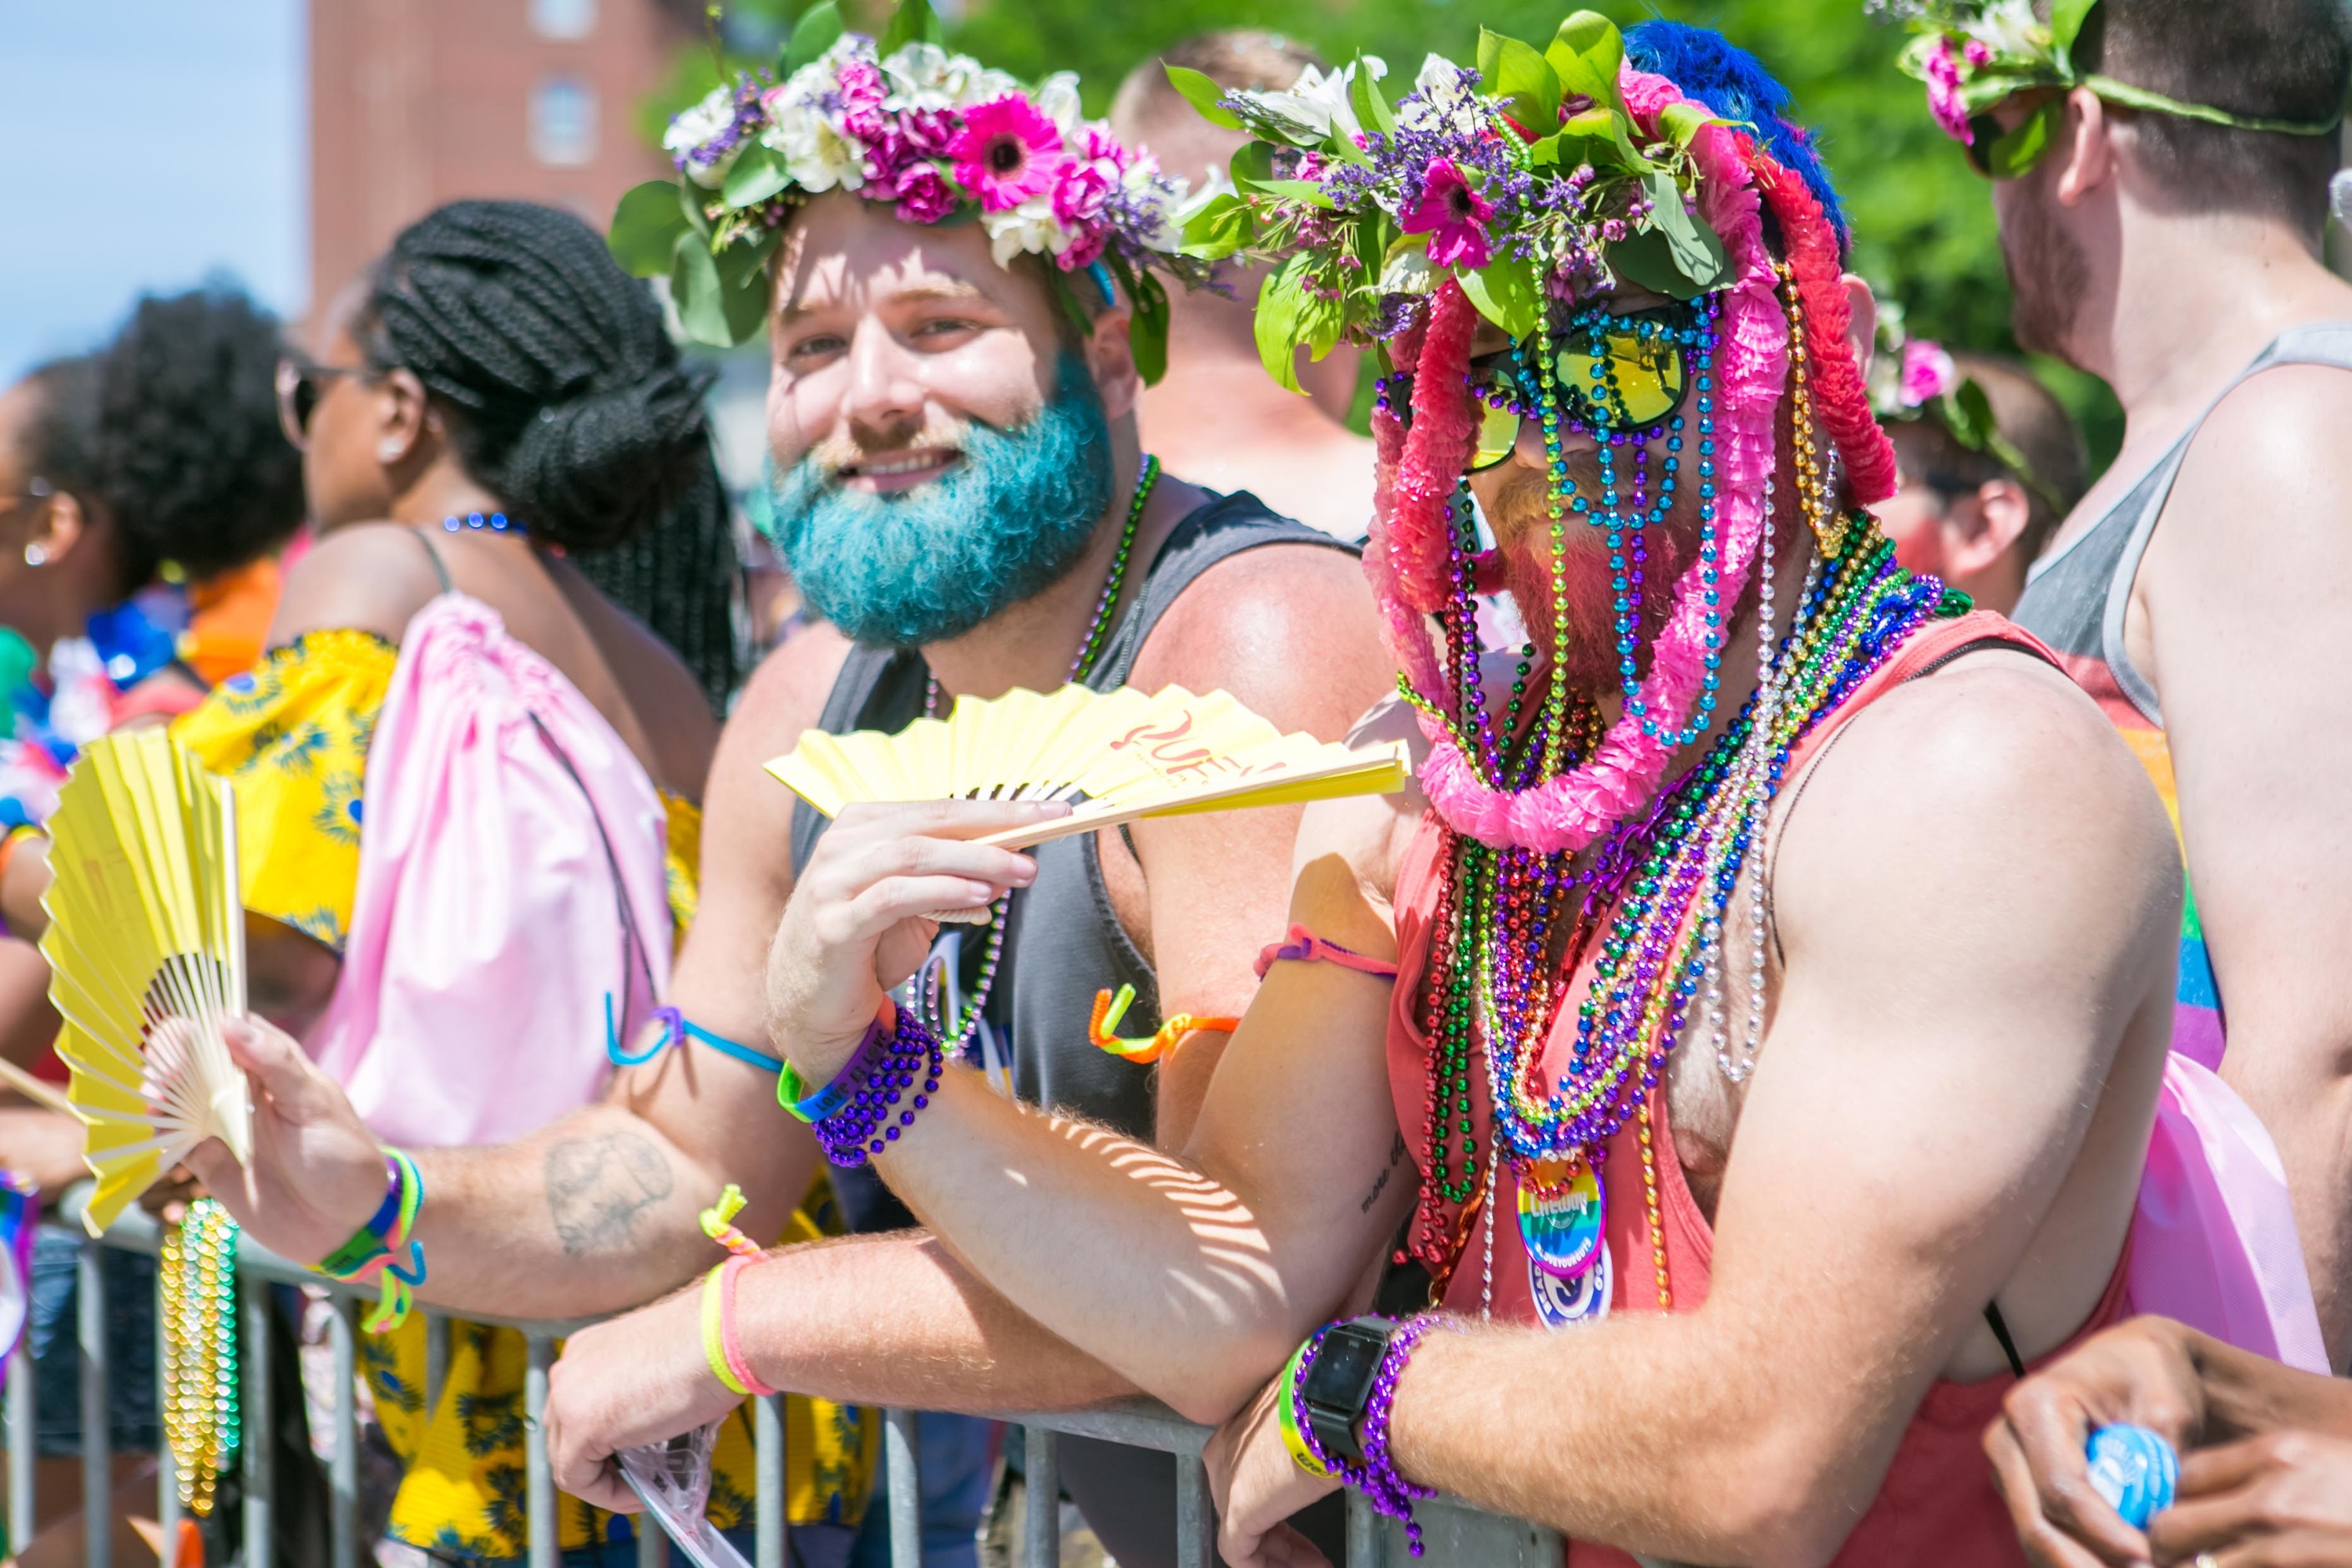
[514,20,2294,1566]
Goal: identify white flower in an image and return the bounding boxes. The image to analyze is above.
[1034,71,1084,133]
[1266,61,1366,146]
[664,83,745,189]
[1399,53,1484,137]
[982,194,1072,266]
[1970,0,2047,57]
[881,41,1020,111]
[763,103,866,194]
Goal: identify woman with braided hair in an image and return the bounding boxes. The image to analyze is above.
[0,201,860,1564]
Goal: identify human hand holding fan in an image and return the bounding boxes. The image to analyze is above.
[767,682,1411,851]
[40,728,254,1236]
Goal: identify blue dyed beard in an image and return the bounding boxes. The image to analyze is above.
[767,357,1116,648]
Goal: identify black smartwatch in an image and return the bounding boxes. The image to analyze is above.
[1298,1316,1397,1468]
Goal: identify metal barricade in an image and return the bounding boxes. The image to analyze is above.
[5,1201,1561,1568]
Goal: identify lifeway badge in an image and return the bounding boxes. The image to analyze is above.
[1531,1238,1612,1329]
[1517,1158,1604,1279]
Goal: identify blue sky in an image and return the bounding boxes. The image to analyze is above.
[0,0,307,383]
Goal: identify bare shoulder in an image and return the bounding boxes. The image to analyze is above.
[700,624,855,862]
[267,523,444,647]
[1777,651,2177,962]
[1128,541,1390,739]
[2168,364,2352,566]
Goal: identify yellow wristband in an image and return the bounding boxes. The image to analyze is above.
[700,1264,751,1398]
[1276,1336,1334,1478]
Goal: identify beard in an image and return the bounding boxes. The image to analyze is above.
[766,352,1116,648]
[2001,173,2090,358]
[1483,446,1697,695]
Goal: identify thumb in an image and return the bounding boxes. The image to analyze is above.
[223,1015,351,1126]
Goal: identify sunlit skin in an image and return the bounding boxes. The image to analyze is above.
[172,192,1392,1518]
[493,270,2180,1563]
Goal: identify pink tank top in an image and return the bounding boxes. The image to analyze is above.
[1385,612,2133,1566]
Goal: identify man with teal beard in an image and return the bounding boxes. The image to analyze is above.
[186,22,1392,1566]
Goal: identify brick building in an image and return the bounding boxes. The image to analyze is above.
[309,0,698,310]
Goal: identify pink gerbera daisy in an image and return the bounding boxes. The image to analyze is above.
[1400,158,1495,269]
[949,94,1068,212]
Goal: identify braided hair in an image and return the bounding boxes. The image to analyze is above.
[20,285,304,598]
[356,200,744,710]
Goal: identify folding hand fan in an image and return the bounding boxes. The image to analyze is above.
[767,683,1411,851]
[39,728,252,1236]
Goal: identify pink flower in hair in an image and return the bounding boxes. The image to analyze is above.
[893,163,958,224]
[837,59,887,109]
[1055,227,1108,271]
[902,107,960,157]
[950,94,1069,212]
[1081,125,1133,172]
[1051,155,1118,232]
[1923,38,1974,143]
[1964,38,1994,66]
[1400,158,1495,269]
[1900,339,1959,408]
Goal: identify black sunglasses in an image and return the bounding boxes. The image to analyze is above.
[274,359,369,450]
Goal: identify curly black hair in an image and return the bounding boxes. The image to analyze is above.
[355,200,744,707]
[18,285,303,597]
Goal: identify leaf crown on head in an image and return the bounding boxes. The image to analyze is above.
[607,0,1198,373]
[1878,0,2343,162]
[1171,12,1740,388]
[1868,308,2063,511]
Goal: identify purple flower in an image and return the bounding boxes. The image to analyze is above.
[1900,340,1959,407]
[1051,156,1119,231]
[902,107,960,157]
[1924,38,1974,143]
[949,94,1069,212]
[1400,157,1495,269]
[893,163,959,224]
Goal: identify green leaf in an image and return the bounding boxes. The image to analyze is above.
[1546,13,1624,109]
[780,1,843,78]
[677,175,713,240]
[1644,171,1729,291]
[673,229,773,347]
[1564,107,1650,173]
[1178,191,1253,260]
[1255,253,1314,393]
[1229,140,1277,190]
[1163,64,1243,131]
[608,180,691,278]
[1657,101,1717,149]
[1114,256,1172,386]
[1349,54,1396,136]
[1606,228,1699,299]
[1457,260,1541,339]
[1480,31,1562,132]
[721,144,791,209]
[1248,178,1337,208]
[1944,378,1998,450]
[877,0,943,57]
[2049,0,2099,67]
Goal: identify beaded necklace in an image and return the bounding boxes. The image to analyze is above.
[912,454,1160,1051]
[160,1197,241,1518]
[1405,279,1958,1305]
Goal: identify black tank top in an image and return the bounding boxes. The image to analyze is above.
[788,492,1356,1145]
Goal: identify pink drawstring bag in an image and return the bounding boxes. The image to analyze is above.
[305,596,673,1148]
[2131,1051,2329,1372]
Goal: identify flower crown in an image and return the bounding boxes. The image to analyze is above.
[1868,310,2062,511]
[1876,0,2341,170]
[608,0,1196,370]
[1175,15,1738,390]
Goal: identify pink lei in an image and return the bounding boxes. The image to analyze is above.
[1392,68,1790,855]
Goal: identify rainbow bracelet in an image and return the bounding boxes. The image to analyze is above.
[699,1254,776,1398]
[314,1150,427,1334]
[778,1010,895,1123]
[1279,1330,1336,1479]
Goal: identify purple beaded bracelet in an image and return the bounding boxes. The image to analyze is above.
[1290,1313,1442,1555]
[809,1010,945,1168]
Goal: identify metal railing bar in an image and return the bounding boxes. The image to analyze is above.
[883,1407,920,1568]
[1022,1425,1058,1568]
[6,1337,31,1552]
[242,1272,275,1568]
[753,1390,785,1568]
[1002,1397,1208,1457]
[525,1332,557,1568]
[330,1295,358,1568]
[78,1230,109,1568]
[1174,1454,1215,1568]
[1346,1489,1378,1567]
[424,1310,449,1419]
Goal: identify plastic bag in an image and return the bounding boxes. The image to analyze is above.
[619,1425,752,1568]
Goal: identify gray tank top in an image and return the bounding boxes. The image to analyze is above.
[788,492,1355,1141]
[2013,323,2352,720]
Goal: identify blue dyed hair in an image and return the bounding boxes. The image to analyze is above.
[1623,20,1849,256]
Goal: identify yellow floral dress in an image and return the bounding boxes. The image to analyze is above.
[176,632,875,1558]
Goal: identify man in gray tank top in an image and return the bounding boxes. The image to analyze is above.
[1901,0,2352,1383]
[188,19,1392,1565]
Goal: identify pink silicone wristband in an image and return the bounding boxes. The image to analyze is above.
[718,1254,778,1397]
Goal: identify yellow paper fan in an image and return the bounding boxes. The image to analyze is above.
[40,728,253,1236]
[767,683,1411,850]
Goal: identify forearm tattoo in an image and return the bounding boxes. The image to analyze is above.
[544,1131,677,1255]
